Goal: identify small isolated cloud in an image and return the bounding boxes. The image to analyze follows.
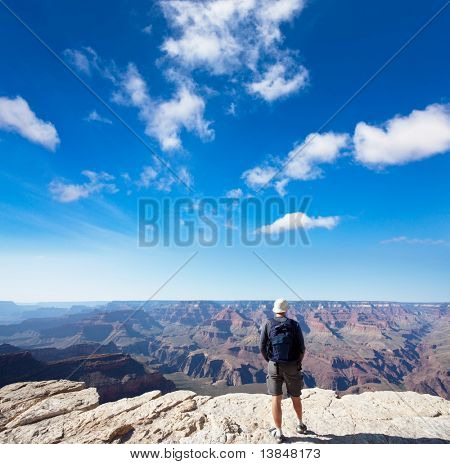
[354,103,450,166]
[63,47,118,82]
[136,166,158,189]
[154,165,192,192]
[248,62,308,102]
[260,212,340,233]
[63,48,92,74]
[49,170,118,203]
[142,25,152,35]
[135,158,193,192]
[380,236,449,246]
[84,110,112,124]
[225,188,243,198]
[226,102,236,116]
[241,165,278,190]
[0,96,60,151]
[113,63,214,151]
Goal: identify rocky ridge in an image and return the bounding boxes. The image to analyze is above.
[0,380,449,444]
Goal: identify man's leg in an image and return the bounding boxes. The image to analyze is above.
[285,362,307,434]
[271,395,282,429]
[267,362,284,441]
[291,396,302,421]
[291,396,307,433]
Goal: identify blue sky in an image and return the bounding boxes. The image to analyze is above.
[0,0,449,302]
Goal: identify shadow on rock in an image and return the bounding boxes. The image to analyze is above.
[284,431,449,444]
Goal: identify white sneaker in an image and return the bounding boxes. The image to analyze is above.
[268,427,285,444]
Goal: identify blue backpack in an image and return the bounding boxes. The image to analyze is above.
[268,318,298,363]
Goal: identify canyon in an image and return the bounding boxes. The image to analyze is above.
[0,300,448,400]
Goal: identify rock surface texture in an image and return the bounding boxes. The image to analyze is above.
[0,380,449,444]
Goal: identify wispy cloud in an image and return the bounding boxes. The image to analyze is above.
[242,132,348,193]
[63,48,92,74]
[260,212,340,233]
[225,188,243,199]
[63,47,117,82]
[84,110,112,124]
[49,171,118,203]
[284,133,350,180]
[0,96,60,151]
[148,83,214,151]
[135,158,193,192]
[248,62,308,102]
[136,166,158,189]
[380,236,449,246]
[226,102,236,116]
[241,165,278,190]
[142,24,152,35]
[113,63,214,151]
[65,46,215,152]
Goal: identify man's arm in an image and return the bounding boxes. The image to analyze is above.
[259,321,269,362]
[296,323,306,363]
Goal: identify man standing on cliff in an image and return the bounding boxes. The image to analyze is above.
[259,298,306,443]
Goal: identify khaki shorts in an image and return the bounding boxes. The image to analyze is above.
[266,360,303,397]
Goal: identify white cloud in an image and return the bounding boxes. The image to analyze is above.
[240,103,450,195]
[284,132,349,180]
[63,48,92,74]
[160,0,305,75]
[260,212,340,233]
[142,25,152,35]
[134,157,193,192]
[154,165,193,192]
[380,236,449,246]
[0,96,60,151]
[136,166,158,189]
[274,178,289,196]
[241,165,278,189]
[242,132,349,193]
[84,110,112,124]
[225,188,243,198]
[248,62,308,101]
[114,63,213,151]
[49,170,118,203]
[175,166,193,189]
[160,0,308,103]
[113,63,150,108]
[64,47,118,83]
[354,103,450,166]
[226,102,237,116]
[150,85,214,151]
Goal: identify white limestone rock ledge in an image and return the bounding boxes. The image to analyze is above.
[0,380,449,444]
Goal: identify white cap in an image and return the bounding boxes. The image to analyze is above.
[273,298,288,314]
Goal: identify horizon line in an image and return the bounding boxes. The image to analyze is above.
[8,299,450,305]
